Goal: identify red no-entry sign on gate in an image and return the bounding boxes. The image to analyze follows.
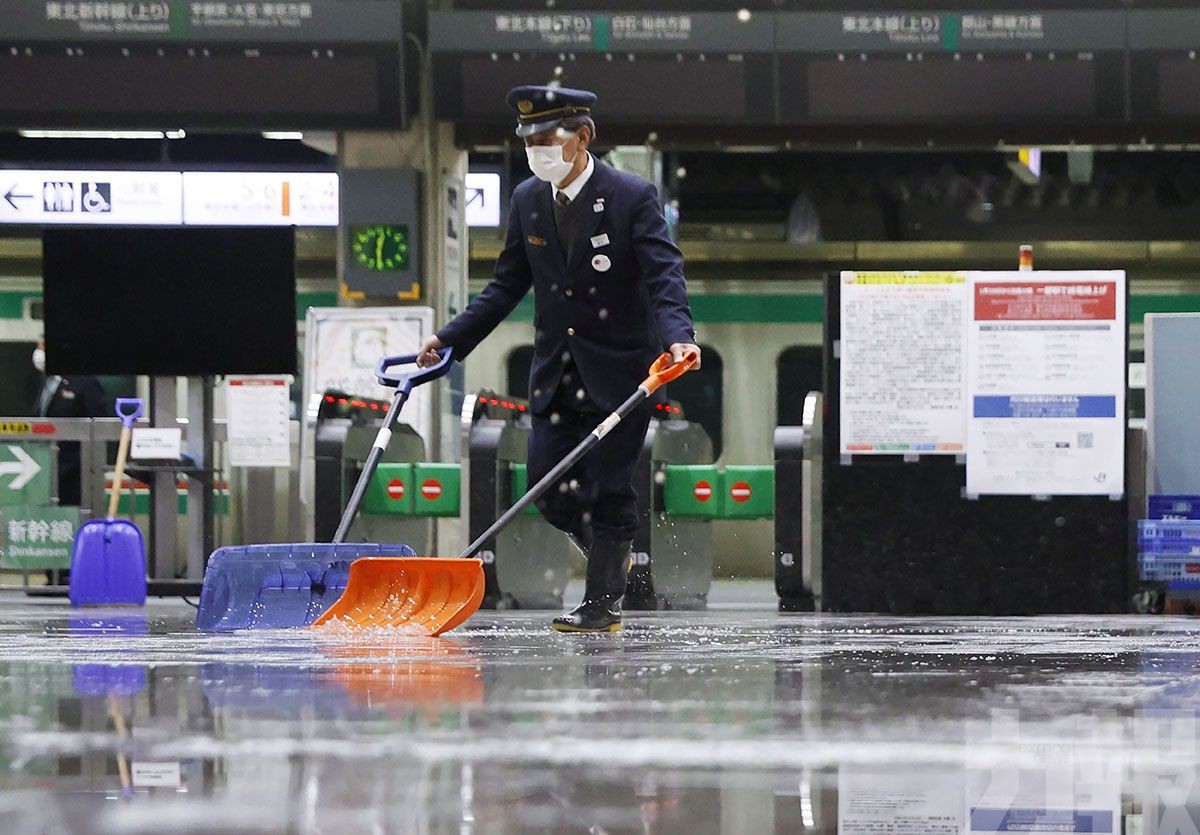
[693,480,713,503]
[386,478,406,501]
[421,479,443,501]
[729,481,752,503]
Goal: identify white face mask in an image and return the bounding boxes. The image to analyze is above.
[526,141,577,184]
[32,348,45,373]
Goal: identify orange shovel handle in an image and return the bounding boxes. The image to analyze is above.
[642,349,700,395]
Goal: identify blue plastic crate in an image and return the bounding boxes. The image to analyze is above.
[1139,553,1200,583]
[1139,519,1200,541]
[1140,538,1200,557]
[1149,495,1200,521]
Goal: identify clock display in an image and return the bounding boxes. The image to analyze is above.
[351,224,410,272]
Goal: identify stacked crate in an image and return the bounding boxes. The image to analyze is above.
[1139,496,1200,585]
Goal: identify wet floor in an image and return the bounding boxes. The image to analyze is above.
[0,584,1199,834]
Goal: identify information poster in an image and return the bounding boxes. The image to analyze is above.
[966,765,1118,835]
[837,767,963,834]
[226,377,292,468]
[300,307,434,516]
[966,271,1126,497]
[840,271,968,455]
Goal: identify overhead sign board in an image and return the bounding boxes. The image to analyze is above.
[775,11,1126,52]
[0,170,183,225]
[0,169,337,226]
[182,172,338,226]
[9,1,403,42]
[430,11,774,52]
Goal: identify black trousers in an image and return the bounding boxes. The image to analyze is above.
[527,375,652,543]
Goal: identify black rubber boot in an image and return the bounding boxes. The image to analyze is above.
[552,537,631,633]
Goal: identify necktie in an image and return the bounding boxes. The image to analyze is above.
[554,191,571,255]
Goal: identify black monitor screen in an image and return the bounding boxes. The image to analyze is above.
[43,227,297,376]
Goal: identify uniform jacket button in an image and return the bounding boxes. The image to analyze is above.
[565,288,573,297]
[567,327,576,336]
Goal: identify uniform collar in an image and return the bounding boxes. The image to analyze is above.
[554,152,594,204]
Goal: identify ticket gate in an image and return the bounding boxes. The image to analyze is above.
[626,418,716,610]
[463,392,574,609]
[313,417,433,554]
[773,392,822,611]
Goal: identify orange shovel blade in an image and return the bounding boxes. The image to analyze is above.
[310,558,485,636]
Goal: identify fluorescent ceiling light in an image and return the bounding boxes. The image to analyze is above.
[262,131,304,140]
[18,129,186,140]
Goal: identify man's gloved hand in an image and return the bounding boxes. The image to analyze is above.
[417,335,445,368]
[669,342,702,370]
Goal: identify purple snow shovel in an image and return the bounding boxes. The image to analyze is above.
[69,398,147,607]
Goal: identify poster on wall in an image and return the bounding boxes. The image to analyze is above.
[226,377,292,468]
[837,767,963,834]
[965,271,1126,497]
[303,307,434,439]
[300,307,435,518]
[839,271,968,456]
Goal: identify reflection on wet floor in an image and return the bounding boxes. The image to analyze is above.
[0,586,1199,833]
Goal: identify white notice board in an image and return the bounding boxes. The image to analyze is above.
[303,307,435,440]
[226,376,292,468]
[965,271,1126,497]
[839,271,968,455]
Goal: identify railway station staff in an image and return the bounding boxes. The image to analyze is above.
[419,85,699,633]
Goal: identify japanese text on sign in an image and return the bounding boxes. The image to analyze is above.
[966,271,1126,497]
[611,15,692,41]
[839,272,968,455]
[0,506,79,569]
[840,14,941,44]
[492,13,693,44]
[46,2,169,22]
[495,14,589,39]
[961,14,1046,41]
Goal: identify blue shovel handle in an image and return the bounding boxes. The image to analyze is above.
[115,398,144,429]
[375,348,454,392]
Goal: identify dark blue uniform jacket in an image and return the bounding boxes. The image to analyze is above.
[437,160,695,414]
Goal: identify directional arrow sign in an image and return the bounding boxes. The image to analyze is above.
[3,185,33,211]
[465,172,501,227]
[0,444,49,507]
[0,445,41,489]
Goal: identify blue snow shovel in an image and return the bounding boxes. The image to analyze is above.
[194,349,455,631]
[69,398,147,607]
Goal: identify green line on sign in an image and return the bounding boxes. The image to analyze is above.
[593,16,611,51]
[171,1,190,38]
[941,15,960,51]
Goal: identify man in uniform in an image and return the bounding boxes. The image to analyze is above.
[418,85,699,633]
[33,338,109,506]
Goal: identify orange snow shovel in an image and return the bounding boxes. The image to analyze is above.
[312,349,699,636]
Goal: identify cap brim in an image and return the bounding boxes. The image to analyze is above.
[515,118,566,138]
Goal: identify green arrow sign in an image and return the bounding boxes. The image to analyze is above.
[0,444,49,508]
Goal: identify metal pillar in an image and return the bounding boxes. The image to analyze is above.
[148,377,177,582]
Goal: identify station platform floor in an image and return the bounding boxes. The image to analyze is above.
[0,582,1197,834]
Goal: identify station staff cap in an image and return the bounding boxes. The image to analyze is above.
[507,85,597,138]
